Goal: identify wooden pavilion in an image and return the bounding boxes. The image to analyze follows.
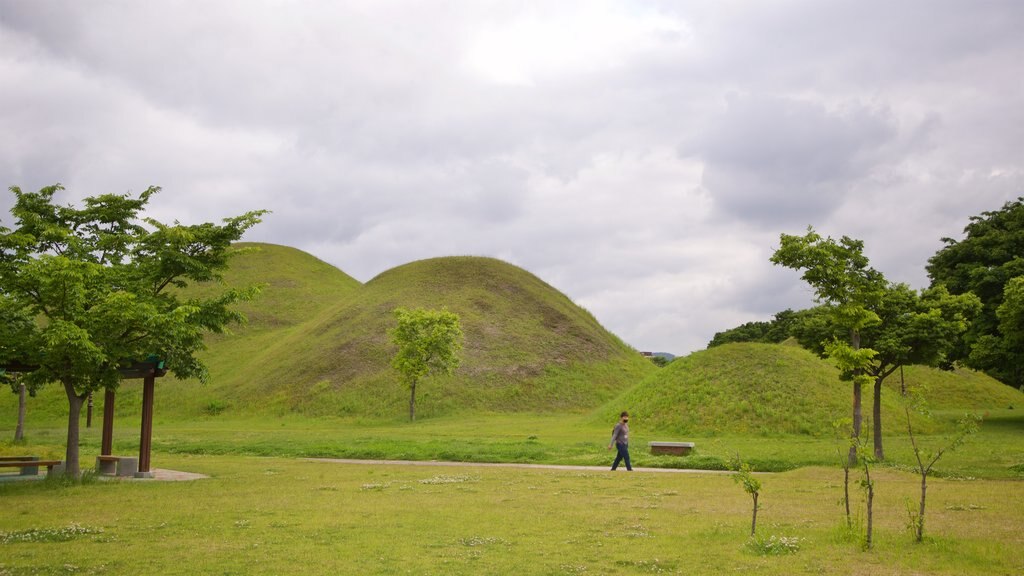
[2,358,167,478]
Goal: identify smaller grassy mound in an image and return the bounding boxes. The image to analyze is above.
[603,342,930,437]
[887,365,1024,410]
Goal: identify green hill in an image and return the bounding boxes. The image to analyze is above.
[600,342,1022,436]
[7,243,1017,431]
[179,250,654,418]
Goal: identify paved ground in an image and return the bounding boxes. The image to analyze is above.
[1,468,209,483]
[303,457,734,474]
[144,468,209,481]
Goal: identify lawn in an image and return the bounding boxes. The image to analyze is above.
[1,455,1022,575]
[3,411,1023,574]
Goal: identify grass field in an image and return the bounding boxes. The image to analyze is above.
[2,453,1022,575]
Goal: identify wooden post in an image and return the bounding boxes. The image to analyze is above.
[101,388,116,456]
[138,375,155,477]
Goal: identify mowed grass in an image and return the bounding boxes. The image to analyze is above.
[2,455,1023,575]
[6,407,1024,479]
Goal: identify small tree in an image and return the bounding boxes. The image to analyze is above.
[730,455,762,537]
[904,389,981,543]
[390,307,463,421]
[772,228,887,465]
[853,431,877,550]
[831,418,854,528]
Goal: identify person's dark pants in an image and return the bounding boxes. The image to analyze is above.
[612,442,632,471]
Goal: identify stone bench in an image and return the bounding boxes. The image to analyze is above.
[0,457,63,476]
[649,441,695,456]
[96,455,139,477]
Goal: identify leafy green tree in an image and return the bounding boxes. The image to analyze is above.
[390,307,463,421]
[707,309,802,348]
[0,184,265,476]
[928,197,1024,387]
[771,228,887,464]
[1,295,40,441]
[791,286,979,460]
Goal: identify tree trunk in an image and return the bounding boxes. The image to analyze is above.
[917,472,927,542]
[848,329,862,467]
[15,381,26,442]
[750,492,759,537]
[865,481,873,549]
[63,380,86,478]
[409,380,417,421]
[843,465,851,527]
[873,376,885,461]
[849,380,862,467]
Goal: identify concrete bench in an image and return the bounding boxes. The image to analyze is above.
[96,455,139,477]
[649,441,695,456]
[0,458,63,476]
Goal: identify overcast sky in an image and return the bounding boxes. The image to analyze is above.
[2,1,1022,355]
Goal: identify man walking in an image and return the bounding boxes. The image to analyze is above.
[608,411,632,471]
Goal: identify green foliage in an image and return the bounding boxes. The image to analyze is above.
[730,454,762,536]
[0,183,265,475]
[771,227,888,316]
[773,228,980,461]
[390,307,463,420]
[928,197,1024,387]
[707,309,802,348]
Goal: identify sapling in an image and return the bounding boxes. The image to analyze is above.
[856,438,876,549]
[831,417,854,527]
[904,388,981,542]
[730,455,762,537]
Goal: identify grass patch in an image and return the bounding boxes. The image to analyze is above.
[1,456,1022,574]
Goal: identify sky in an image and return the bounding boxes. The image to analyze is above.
[1,1,1022,355]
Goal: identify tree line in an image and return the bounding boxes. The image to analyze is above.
[708,197,1024,462]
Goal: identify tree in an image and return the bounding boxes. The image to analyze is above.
[730,455,762,537]
[707,309,802,348]
[928,197,1024,388]
[1,295,39,441]
[0,184,265,477]
[771,228,887,464]
[390,307,463,421]
[903,390,980,543]
[791,286,979,460]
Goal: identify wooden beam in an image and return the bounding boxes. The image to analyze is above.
[138,375,155,477]
[101,388,116,456]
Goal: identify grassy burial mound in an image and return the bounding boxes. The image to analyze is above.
[603,342,1017,437]
[182,251,654,418]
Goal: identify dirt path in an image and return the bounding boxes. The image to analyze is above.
[303,458,734,474]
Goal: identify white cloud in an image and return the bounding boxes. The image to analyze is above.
[2,0,1022,355]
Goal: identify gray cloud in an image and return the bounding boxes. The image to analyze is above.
[2,0,1022,355]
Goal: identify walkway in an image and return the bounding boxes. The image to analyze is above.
[303,458,734,474]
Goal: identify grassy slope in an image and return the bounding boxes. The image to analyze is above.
[4,243,1018,442]
[216,255,654,417]
[601,342,1024,437]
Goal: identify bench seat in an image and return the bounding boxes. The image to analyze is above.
[648,441,695,456]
